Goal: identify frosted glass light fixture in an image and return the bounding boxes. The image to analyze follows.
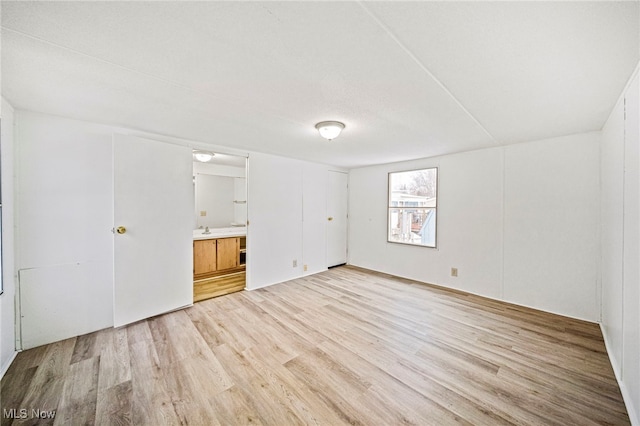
[193,150,214,162]
[315,121,345,140]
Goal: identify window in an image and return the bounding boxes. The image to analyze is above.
[388,168,437,248]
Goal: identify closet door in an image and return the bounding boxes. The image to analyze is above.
[113,135,193,327]
[327,171,348,267]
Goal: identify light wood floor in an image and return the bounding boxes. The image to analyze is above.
[1,266,629,425]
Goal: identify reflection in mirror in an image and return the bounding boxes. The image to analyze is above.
[193,152,247,231]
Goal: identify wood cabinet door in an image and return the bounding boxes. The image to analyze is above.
[217,237,239,270]
[194,239,217,275]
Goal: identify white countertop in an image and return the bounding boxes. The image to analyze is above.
[193,227,246,240]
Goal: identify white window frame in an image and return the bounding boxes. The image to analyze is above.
[387,167,438,248]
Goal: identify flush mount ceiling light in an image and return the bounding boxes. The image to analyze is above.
[315,121,345,141]
[193,150,214,162]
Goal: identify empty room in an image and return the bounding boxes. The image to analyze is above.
[0,1,639,425]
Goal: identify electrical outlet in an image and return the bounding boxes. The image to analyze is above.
[293,259,297,268]
[451,267,458,277]
[200,211,207,216]
[304,264,308,272]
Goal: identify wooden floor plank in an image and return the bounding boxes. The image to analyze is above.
[0,266,630,425]
[11,338,75,425]
[210,344,307,425]
[95,381,132,426]
[0,367,38,426]
[128,340,179,425]
[97,328,131,393]
[53,356,99,426]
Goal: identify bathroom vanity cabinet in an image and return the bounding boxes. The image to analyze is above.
[193,235,246,301]
[193,236,243,278]
[193,239,218,276]
[216,237,240,271]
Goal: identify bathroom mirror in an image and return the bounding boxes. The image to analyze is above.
[193,153,247,230]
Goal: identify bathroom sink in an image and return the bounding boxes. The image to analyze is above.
[193,227,246,239]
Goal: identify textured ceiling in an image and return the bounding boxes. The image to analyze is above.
[2,1,638,168]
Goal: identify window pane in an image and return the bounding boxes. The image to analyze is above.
[388,208,436,247]
[388,167,437,248]
[389,169,437,208]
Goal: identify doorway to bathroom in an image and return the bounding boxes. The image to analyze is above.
[192,152,248,302]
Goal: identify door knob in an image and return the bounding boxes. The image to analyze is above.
[328,217,334,221]
[116,226,127,234]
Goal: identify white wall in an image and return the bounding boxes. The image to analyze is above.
[15,111,114,349]
[503,134,600,320]
[1,98,17,377]
[622,73,640,426]
[246,152,336,289]
[11,111,338,352]
[195,174,235,228]
[233,177,247,225]
[246,152,303,290]
[601,95,625,377]
[193,162,245,178]
[602,70,640,426]
[303,164,328,276]
[349,131,600,322]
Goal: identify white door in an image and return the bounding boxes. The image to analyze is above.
[113,135,193,327]
[327,171,348,267]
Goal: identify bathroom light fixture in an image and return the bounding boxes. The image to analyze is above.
[193,150,214,162]
[315,121,345,140]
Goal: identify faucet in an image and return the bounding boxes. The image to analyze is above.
[203,226,211,234]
